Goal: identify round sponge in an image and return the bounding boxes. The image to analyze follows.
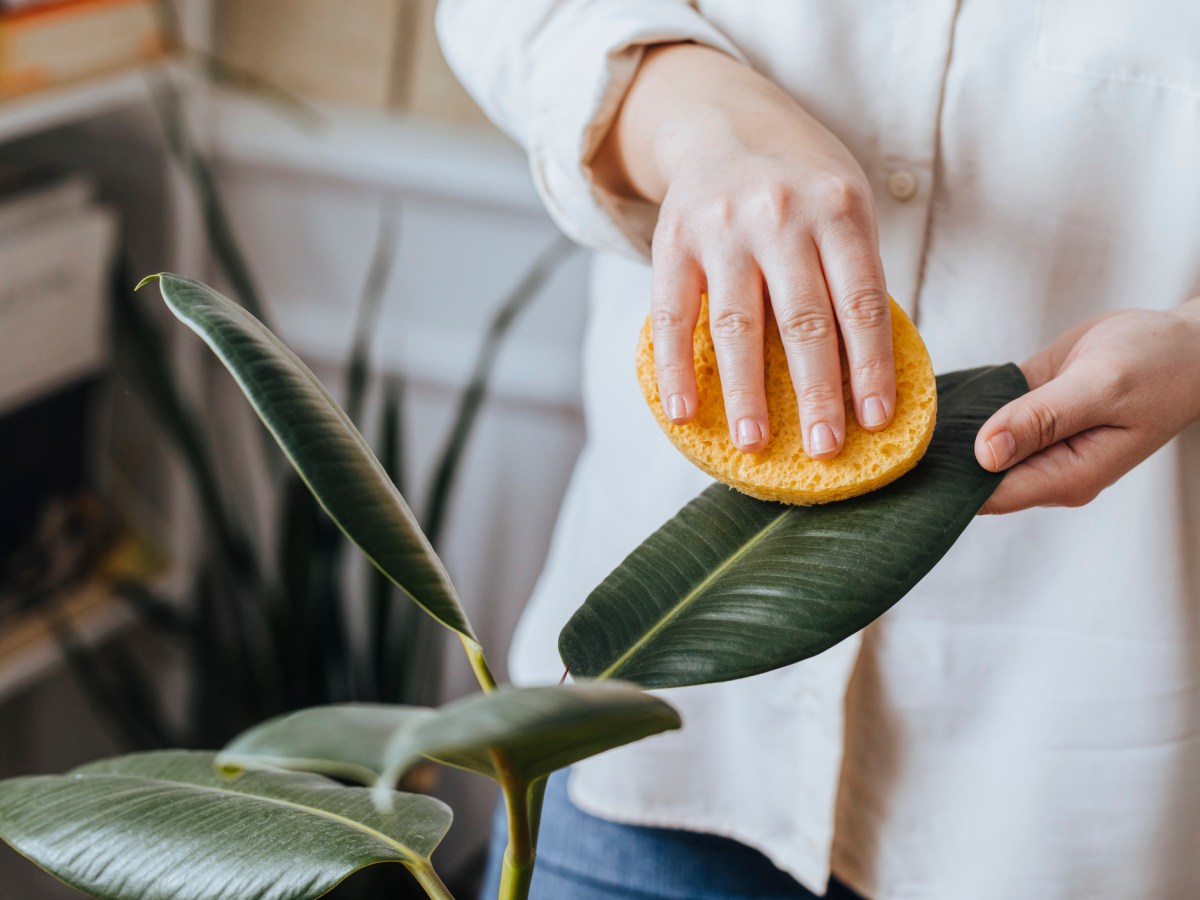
[636,297,937,505]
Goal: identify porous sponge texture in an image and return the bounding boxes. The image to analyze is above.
[636,297,937,505]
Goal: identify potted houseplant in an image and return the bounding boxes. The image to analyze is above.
[0,274,1026,899]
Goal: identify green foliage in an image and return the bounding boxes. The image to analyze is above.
[0,267,1023,899]
[216,681,681,797]
[142,272,477,644]
[559,365,1028,688]
[0,751,454,900]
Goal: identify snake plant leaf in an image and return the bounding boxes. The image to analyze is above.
[559,364,1029,689]
[0,751,452,900]
[140,273,476,644]
[214,685,680,805]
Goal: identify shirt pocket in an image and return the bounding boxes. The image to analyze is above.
[1035,0,1200,100]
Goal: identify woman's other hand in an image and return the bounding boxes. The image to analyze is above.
[593,44,894,458]
[977,299,1200,514]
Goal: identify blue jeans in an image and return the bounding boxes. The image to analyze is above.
[479,771,863,899]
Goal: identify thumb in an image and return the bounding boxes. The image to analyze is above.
[974,365,1108,472]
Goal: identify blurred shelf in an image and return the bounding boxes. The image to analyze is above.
[0,60,177,146]
[0,582,135,704]
[212,92,542,213]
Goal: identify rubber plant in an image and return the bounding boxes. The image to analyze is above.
[0,274,1028,899]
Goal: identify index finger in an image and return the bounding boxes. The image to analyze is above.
[650,244,704,425]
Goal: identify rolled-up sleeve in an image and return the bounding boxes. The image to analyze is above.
[436,0,744,259]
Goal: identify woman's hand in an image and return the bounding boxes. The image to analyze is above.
[594,44,894,458]
[976,299,1200,514]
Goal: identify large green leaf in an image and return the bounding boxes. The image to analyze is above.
[140,273,476,644]
[0,751,453,900]
[216,683,681,801]
[112,253,256,581]
[559,364,1029,688]
[380,682,678,789]
[219,705,434,786]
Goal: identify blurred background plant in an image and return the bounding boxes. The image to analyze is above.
[0,1,583,895]
[72,56,576,900]
[90,207,573,749]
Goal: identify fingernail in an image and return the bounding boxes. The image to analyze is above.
[862,395,887,428]
[667,393,688,423]
[986,431,1016,470]
[810,423,836,456]
[737,417,763,448]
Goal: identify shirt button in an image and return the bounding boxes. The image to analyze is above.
[887,169,918,202]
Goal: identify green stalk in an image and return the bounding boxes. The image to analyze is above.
[407,861,456,900]
[498,844,534,900]
[526,776,549,851]
[494,764,535,900]
[460,624,537,897]
[462,636,498,694]
[495,774,549,900]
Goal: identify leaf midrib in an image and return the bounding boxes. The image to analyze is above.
[160,276,474,641]
[73,773,429,866]
[598,507,792,679]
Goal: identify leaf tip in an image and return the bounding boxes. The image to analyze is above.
[134,273,164,292]
[370,781,396,814]
[212,754,246,781]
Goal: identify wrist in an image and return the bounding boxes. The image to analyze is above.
[594,43,769,203]
[1174,296,1200,422]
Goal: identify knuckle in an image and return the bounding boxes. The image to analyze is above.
[699,196,736,228]
[1097,362,1133,405]
[798,380,843,410]
[651,306,688,333]
[653,208,688,248]
[778,307,836,344]
[710,308,758,340]
[721,384,762,409]
[754,183,798,228]
[838,287,890,329]
[851,355,891,385]
[1022,399,1060,449]
[654,361,690,384]
[816,176,869,223]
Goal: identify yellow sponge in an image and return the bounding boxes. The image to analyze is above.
[636,297,937,505]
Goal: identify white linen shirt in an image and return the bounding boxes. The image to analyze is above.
[437,2,1200,897]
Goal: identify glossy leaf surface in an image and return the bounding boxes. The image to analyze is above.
[216,683,681,800]
[559,365,1028,688]
[0,751,452,900]
[220,704,434,786]
[143,273,475,643]
[378,682,681,792]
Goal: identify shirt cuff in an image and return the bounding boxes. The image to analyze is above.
[526,1,746,260]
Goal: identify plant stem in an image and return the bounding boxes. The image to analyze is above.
[496,771,535,900]
[498,849,534,900]
[462,636,498,694]
[408,861,456,900]
[526,777,549,851]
